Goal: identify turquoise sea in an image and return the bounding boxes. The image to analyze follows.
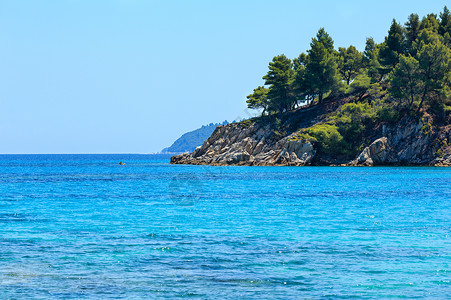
[0,154,450,299]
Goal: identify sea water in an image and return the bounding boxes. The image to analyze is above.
[0,154,450,299]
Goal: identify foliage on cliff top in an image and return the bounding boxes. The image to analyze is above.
[245,7,451,126]
[241,7,451,160]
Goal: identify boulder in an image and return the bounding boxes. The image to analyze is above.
[275,139,316,165]
[351,137,389,166]
[225,151,251,164]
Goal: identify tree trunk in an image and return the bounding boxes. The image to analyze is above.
[416,88,428,114]
[409,93,414,108]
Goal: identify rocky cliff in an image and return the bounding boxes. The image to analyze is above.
[171,101,451,167]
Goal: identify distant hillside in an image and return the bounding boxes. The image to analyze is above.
[162,121,229,154]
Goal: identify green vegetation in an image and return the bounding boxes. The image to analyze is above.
[246,7,451,157]
[293,123,347,155]
[246,7,451,118]
[239,118,255,128]
[246,86,269,115]
[333,103,377,142]
[292,103,380,156]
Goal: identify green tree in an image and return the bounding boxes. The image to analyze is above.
[405,13,421,52]
[246,86,269,115]
[304,29,338,103]
[349,74,372,102]
[338,45,363,85]
[293,52,311,105]
[379,19,406,70]
[316,27,335,53]
[389,55,422,107]
[411,29,442,56]
[262,54,295,113]
[416,41,451,112]
[420,13,439,32]
[364,37,377,61]
[363,37,382,82]
[439,6,451,46]
[439,6,451,36]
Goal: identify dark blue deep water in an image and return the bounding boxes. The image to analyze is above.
[0,154,450,299]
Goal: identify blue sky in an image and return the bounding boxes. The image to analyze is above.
[0,0,448,153]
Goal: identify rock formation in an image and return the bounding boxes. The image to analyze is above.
[171,103,451,167]
[349,137,390,166]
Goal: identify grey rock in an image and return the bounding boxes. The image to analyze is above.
[170,114,451,167]
[350,137,389,166]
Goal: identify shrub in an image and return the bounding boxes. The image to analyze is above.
[333,102,377,141]
[240,118,254,128]
[349,74,371,101]
[296,123,348,155]
[445,105,451,119]
[377,105,401,123]
[421,120,432,135]
[428,98,451,123]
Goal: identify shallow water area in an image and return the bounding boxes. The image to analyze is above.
[0,154,450,298]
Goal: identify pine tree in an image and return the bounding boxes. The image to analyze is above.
[405,14,421,53]
[439,6,451,46]
[315,27,335,53]
[338,45,363,85]
[364,37,382,82]
[293,53,310,105]
[389,55,422,107]
[262,55,295,113]
[420,13,440,32]
[411,29,442,57]
[304,29,338,103]
[416,41,451,112]
[246,86,269,115]
[439,6,451,36]
[379,19,406,70]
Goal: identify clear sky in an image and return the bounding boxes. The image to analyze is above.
[1,0,449,153]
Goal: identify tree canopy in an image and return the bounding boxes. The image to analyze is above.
[245,6,451,125]
[262,55,295,113]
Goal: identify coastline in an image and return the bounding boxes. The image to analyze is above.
[170,105,451,167]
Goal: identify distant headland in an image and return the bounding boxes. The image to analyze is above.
[161,121,229,154]
[172,8,451,166]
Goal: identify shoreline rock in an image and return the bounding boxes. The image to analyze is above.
[171,106,451,167]
[347,137,390,166]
